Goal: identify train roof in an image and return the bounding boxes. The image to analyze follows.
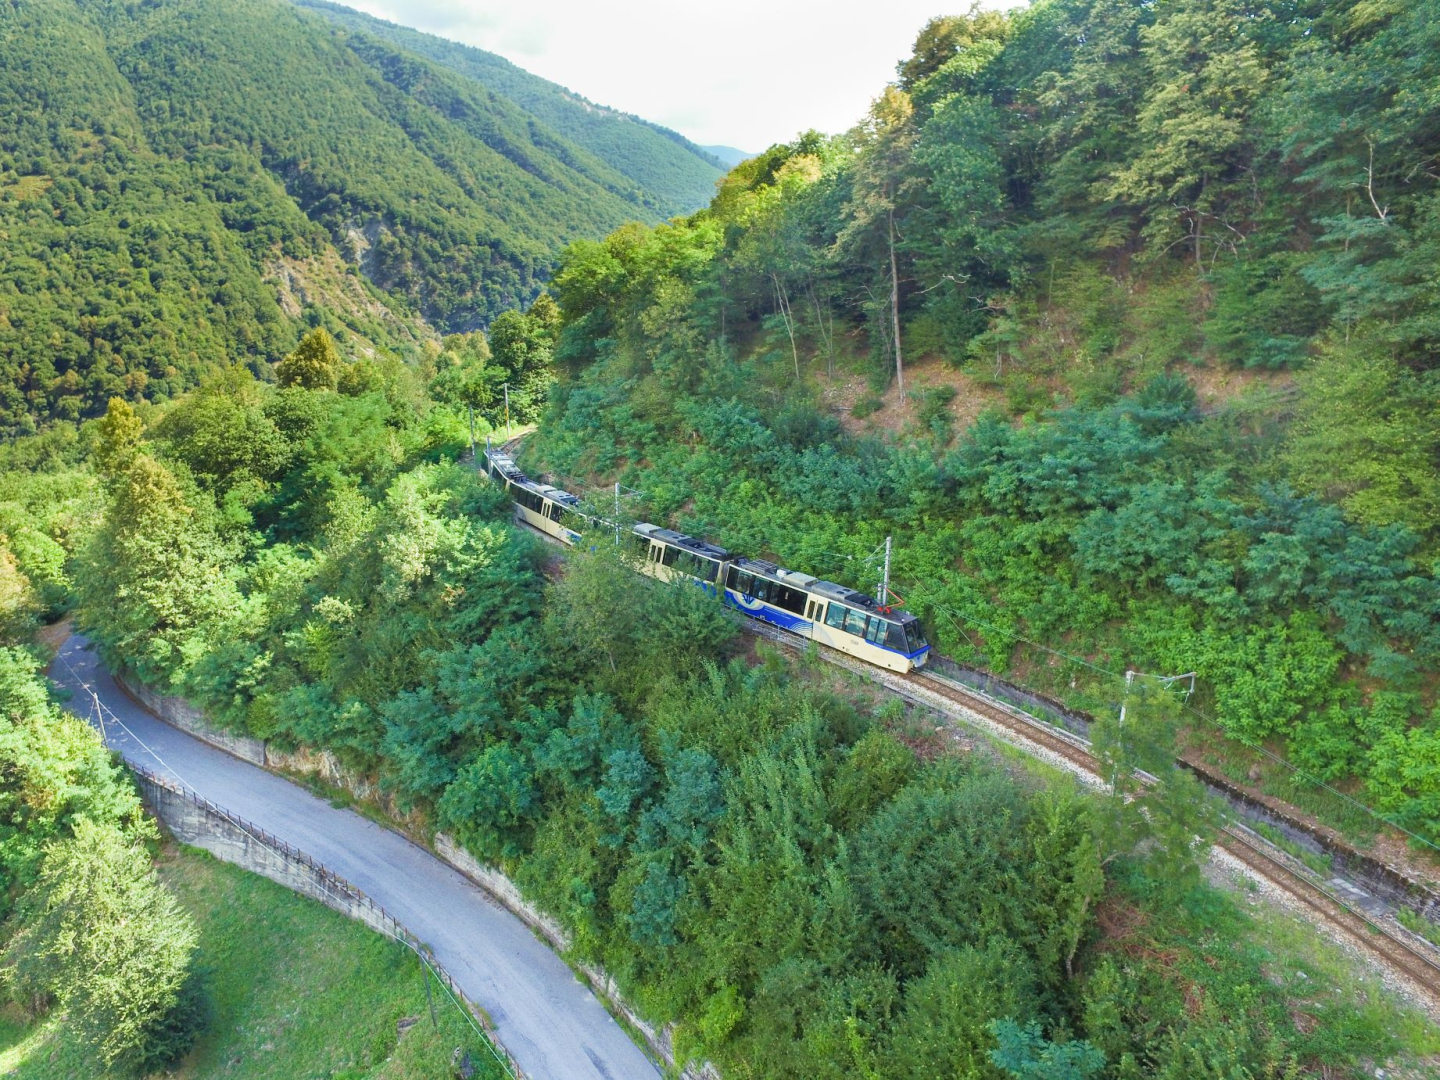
[535,484,582,508]
[633,523,731,560]
[732,557,818,590]
[486,451,583,507]
[807,579,915,623]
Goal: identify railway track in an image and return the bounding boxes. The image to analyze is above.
[483,442,1440,1010]
[749,622,1440,1009]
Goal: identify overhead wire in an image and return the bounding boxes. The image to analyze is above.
[888,578,1440,855]
[52,645,202,798]
[488,441,1440,855]
[56,643,520,1076]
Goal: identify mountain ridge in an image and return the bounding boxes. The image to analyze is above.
[0,0,723,432]
[700,144,754,167]
[292,0,725,216]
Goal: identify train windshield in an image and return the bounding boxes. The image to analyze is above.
[903,620,928,654]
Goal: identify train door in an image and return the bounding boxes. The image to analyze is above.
[804,599,823,639]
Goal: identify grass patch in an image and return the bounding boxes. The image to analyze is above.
[0,174,53,200]
[1250,820,1335,877]
[1217,882,1440,1062]
[0,844,510,1079]
[1397,907,1440,949]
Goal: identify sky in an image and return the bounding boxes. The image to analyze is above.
[345,1,1024,153]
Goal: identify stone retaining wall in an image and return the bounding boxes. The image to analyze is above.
[117,672,267,766]
[136,770,393,936]
[130,765,524,1077]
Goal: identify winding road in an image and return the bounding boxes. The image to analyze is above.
[51,634,660,1080]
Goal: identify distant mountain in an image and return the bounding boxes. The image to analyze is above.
[294,1,726,216]
[0,0,723,432]
[701,145,755,167]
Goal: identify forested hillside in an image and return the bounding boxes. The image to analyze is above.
[5,0,1440,1074]
[294,0,725,218]
[6,365,1419,1078]
[531,0,1440,847]
[0,0,717,433]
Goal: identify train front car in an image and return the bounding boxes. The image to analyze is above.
[723,560,930,673]
[808,582,930,673]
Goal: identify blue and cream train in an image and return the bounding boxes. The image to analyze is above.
[483,447,930,673]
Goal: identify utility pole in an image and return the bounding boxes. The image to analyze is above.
[1117,669,1137,726]
[503,383,511,439]
[1117,669,1195,727]
[614,481,621,546]
[877,536,892,605]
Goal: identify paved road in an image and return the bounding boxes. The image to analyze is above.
[51,635,660,1080]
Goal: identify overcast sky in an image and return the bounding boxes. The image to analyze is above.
[345,1,1024,152]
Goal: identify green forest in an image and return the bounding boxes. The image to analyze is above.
[293,0,727,218]
[530,0,1440,849]
[0,0,720,434]
[0,348,1424,1076]
[3,0,1440,1075]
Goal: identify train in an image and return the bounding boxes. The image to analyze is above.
[482,446,931,673]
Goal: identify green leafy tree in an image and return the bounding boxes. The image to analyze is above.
[0,648,141,905]
[276,327,341,390]
[488,310,554,423]
[1282,341,1440,540]
[883,942,1037,1078]
[152,368,290,493]
[91,397,145,480]
[898,9,1011,90]
[77,454,241,685]
[1090,682,1224,899]
[430,330,501,415]
[0,542,40,646]
[528,291,563,342]
[1106,0,1268,270]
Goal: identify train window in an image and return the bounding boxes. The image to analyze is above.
[772,584,806,615]
[726,567,751,594]
[886,624,908,652]
[866,618,888,645]
[670,551,718,582]
[660,544,680,567]
[844,608,869,638]
[825,603,847,630]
